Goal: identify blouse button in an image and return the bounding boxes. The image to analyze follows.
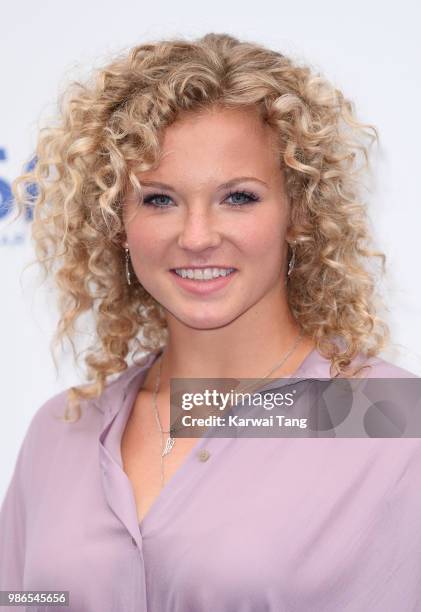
[197,449,210,462]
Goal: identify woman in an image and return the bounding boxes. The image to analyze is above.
[1,32,420,611]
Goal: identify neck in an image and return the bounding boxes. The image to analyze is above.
[143,293,316,394]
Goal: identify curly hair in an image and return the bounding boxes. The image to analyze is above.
[12,32,389,421]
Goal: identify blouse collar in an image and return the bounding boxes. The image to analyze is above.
[96,344,333,428]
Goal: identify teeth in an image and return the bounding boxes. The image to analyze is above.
[174,267,235,280]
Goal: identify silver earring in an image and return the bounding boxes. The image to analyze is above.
[124,247,131,286]
[287,243,296,277]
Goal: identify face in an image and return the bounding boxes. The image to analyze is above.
[123,106,291,330]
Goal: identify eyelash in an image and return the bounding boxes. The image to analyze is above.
[141,190,260,209]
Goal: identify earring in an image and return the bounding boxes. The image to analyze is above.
[287,243,296,277]
[124,247,131,286]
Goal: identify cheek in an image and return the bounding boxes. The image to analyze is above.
[126,224,162,262]
[238,217,284,260]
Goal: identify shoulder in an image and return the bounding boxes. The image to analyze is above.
[299,347,419,379]
[351,353,419,378]
[27,359,145,427]
[15,387,99,476]
[18,368,125,455]
[21,388,73,450]
[21,356,153,449]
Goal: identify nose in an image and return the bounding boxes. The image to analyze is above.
[176,205,222,252]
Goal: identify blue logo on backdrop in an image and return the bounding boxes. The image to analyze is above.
[0,148,12,220]
[0,147,36,246]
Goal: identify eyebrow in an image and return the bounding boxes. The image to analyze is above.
[138,176,268,191]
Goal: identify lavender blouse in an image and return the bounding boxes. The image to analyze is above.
[1,347,420,611]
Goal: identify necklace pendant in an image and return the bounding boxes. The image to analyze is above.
[162,436,175,457]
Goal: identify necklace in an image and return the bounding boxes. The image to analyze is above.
[152,330,304,488]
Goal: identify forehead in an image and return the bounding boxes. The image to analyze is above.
[162,105,279,149]
[143,106,281,180]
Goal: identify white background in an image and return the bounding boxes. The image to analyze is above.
[1,0,420,499]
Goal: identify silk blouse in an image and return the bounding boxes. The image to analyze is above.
[1,347,420,611]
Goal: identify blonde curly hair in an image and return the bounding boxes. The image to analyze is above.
[13,32,389,421]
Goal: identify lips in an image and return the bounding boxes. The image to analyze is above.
[169,268,237,295]
[169,266,236,271]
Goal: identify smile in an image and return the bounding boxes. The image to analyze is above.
[169,268,237,295]
[173,267,236,280]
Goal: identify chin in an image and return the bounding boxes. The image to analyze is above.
[168,307,240,331]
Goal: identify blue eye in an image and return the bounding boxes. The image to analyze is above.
[142,193,173,208]
[141,190,260,209]
[225,190,260,207]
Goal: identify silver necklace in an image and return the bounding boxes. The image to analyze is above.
[152,330,304,488]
